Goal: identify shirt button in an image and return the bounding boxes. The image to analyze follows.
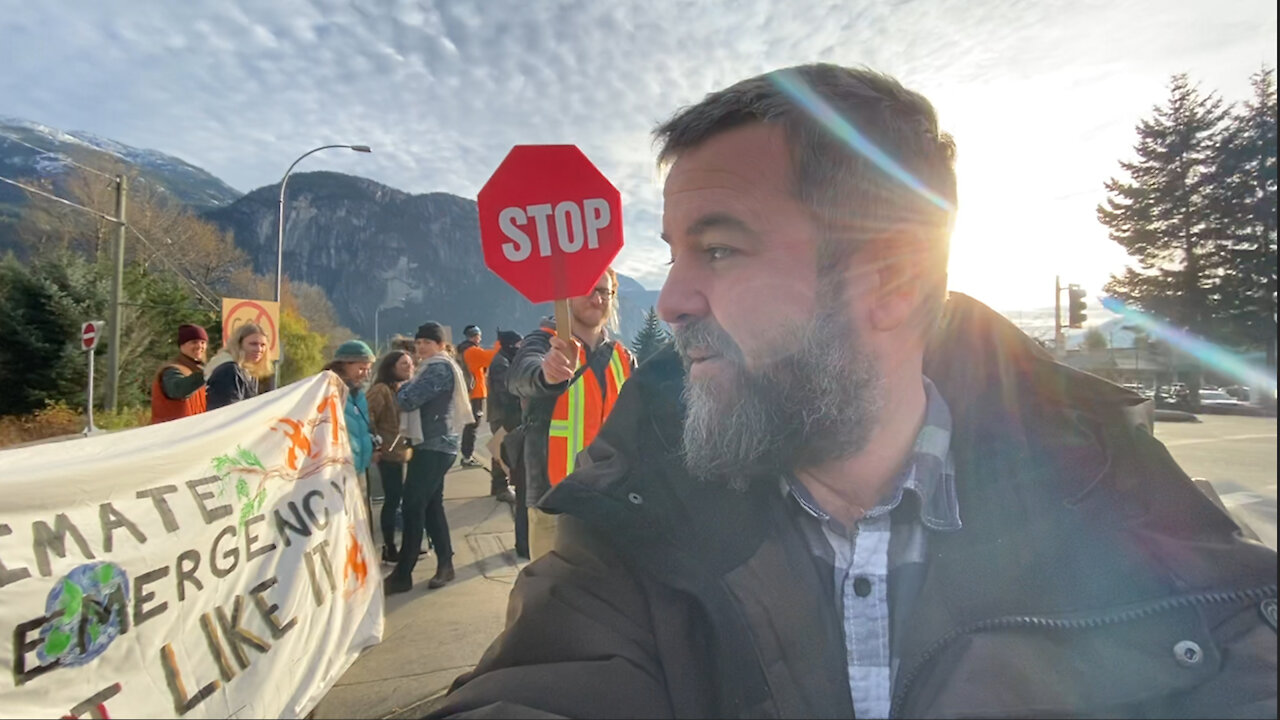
[853,576,873,597]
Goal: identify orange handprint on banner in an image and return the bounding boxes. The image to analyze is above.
[317,393,342,445]
[344,525,369,598]
[271,418,313,471]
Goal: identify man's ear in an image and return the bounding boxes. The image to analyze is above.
[865,227,928,333]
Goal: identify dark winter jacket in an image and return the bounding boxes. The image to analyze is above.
[486,346,521,433]
[428,293,1277,719]
[206,361,259,410]
[507,320,634,505]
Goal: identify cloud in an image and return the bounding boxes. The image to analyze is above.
[0,0,1274,306]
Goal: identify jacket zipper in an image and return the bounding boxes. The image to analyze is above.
[889,583,1278,718]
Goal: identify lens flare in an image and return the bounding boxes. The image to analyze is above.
[768,69,955,213]
[1099,296,1277,398]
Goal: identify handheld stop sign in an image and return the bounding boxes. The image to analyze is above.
[477,145,624,341]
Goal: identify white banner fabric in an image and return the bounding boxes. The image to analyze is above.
[0,372,383,718]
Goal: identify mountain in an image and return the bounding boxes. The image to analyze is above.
[203,171,660,345]
[1001,305,1132,350]
[0,117,241,210]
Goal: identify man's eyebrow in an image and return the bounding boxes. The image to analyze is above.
[687,212,757,240]
[661,212,758,245]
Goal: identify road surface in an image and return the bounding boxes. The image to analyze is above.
[1156,414,1277,549]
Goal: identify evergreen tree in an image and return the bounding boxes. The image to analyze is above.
[631,306,671,363]
[1098,74,1231,339]
[0,252,108,415]
[1210,68,1278,365]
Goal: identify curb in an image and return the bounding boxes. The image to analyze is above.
[1155,409,1200,423]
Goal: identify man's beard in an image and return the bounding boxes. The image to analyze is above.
[674,298,883,490]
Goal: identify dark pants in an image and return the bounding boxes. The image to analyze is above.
[391,449,455,582]
[513,459,529,559]
[378,460,405,552]
[489,419,509,495]
[501,427,529,559]
[460,398,485,458]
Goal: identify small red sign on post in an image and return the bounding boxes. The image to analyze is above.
[81,320,102,351]
[477,145,624,307]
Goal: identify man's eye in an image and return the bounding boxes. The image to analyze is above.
[706,246,735,261]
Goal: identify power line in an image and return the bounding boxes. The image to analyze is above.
[127,225,221,311]
[1,173,221,312]
[0,131,118,182]
[0,174,119,222]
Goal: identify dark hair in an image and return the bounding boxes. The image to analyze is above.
[654,63,957,330]
[415,321,445,343]
[375,350,411,386]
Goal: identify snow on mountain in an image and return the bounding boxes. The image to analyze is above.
[0,116,241,209]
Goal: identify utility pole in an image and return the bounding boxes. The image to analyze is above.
[106,175,127,412]
[1053,275,1064,359]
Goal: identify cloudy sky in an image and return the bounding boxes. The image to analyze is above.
[1,0,1274,311]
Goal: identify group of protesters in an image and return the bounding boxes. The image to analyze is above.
[146,265,634,594]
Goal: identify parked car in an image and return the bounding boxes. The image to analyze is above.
[1196,389,1262,415]
[1223,385,1251,401]
[1154,387,1191,411]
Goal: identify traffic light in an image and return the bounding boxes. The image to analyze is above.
[1068,285,1088,328]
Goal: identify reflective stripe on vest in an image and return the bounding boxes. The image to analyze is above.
[546,341,632,485]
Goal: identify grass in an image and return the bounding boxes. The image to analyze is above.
[0,402,150,449]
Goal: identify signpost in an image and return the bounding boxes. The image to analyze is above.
[477,145,624,341]
[81,320,104,434]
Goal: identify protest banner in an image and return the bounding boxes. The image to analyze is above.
[0,372,382,719]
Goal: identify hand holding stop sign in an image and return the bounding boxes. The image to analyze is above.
[541,336,580,384]
[478,145,624,342]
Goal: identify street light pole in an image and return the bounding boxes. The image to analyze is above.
[275,144,372,385]
[373,295,408,354]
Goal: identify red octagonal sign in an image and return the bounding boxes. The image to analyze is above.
[478,145,623,304]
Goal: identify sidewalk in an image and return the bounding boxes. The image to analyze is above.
[313,456,522,719]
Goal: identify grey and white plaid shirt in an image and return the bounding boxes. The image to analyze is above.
[782,376,959,719]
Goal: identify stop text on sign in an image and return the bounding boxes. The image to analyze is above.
[477,144,624,304]
[498,199,612,261]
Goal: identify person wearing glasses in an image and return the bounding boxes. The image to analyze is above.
[506,268,635,559]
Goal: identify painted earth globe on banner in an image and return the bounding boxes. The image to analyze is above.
[37,561,131,667]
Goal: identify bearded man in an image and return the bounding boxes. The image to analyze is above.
[428,63,1276,719]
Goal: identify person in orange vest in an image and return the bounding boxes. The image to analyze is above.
[507,268,634,559]
[455,325,499,470]
[149,323,209,424]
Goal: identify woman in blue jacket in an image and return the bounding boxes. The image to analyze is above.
[324,341,377,530]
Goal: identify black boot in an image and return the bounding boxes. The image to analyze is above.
[427,560,455,589]
[384,574,412,595]
[382,544,398,563]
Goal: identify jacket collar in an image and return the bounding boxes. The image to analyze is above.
[545,293,1272,592]
[172,353,203,373]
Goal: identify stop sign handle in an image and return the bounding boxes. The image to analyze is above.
[553,298,573,343]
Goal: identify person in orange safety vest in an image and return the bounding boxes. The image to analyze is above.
[506,268,636,559]
[149,323,209,424]
[455,325,499,469]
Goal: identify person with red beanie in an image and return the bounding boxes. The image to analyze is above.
[150,323,209,424]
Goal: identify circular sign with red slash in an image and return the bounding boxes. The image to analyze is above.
[221,298,280,357]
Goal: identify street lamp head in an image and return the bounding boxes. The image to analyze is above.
[350,145,372,153]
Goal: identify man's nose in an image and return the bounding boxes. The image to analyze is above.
[657,258,710,329]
